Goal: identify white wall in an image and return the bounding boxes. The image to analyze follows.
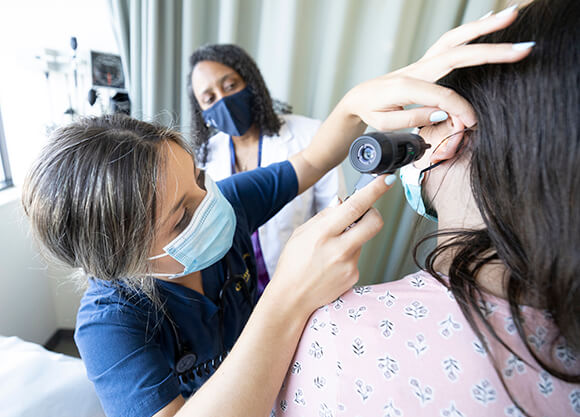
[0,1,114,344]
[0,190,81,344]
[47,264,84,330]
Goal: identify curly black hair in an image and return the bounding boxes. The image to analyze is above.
[187,44,286,165]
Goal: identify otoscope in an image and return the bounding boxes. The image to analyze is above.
[348,132,431,191]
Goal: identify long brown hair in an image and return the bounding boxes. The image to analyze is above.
[22,114,193,298]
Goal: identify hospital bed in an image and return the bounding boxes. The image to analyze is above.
[0,335,105,417]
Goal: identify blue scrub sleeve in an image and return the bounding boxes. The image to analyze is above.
[75,309,181,417]
[218,160,299,233]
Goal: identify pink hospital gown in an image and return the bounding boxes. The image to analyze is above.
[275,271,580,417]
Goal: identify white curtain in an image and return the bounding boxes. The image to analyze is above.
[107,0,506,285]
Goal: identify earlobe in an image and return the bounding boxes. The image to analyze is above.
[429,115,466,164]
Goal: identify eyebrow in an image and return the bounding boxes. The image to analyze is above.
[201,72,237,97]
[162,194,186,228]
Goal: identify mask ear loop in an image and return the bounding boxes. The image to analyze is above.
[420,159,445,177]
[419,125,477,177]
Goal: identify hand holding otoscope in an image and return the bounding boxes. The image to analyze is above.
[341,131,430,226]
[349,131,430,191]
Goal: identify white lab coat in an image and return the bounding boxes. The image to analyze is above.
[204,113,346,277]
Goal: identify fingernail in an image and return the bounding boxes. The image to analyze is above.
[429,110,448,123]
[512,41,535,51]
[478,10,492,20]
[496,5,517,18]
[384,174,397,186]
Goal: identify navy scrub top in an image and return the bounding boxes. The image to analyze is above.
[74,161,298,417]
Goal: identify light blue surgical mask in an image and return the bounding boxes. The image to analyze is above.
[149,174,236,279]
[399,125,474,222]
[202,87,254,137]
[399,162,439,222]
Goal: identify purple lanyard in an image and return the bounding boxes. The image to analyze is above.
[228,132,270,295]
[229,132,263,174]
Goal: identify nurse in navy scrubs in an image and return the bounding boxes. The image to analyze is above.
[22,113,383,417]
[21,9,530,417]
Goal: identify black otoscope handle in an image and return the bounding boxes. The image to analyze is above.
[344,132,431,226]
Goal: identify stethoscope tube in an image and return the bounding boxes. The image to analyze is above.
[170,253,253,385]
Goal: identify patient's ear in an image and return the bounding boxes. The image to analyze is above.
[429,115,467,164]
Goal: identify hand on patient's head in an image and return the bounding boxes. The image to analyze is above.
[346,5,533,136]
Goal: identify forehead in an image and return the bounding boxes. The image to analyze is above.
[191,60,241,92]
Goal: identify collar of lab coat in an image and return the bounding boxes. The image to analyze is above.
[204,115,297,176]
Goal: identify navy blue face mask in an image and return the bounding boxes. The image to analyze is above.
[202,87,254,137]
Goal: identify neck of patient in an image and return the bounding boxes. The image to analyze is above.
[433,170,508,301]
[432,245,508,300]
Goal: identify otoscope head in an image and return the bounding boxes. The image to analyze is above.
[349,132,431,174]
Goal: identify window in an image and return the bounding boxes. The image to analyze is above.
[0,108,13,191]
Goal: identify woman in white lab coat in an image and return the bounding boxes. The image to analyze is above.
[187,44,345,294]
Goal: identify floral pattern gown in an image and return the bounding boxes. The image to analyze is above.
[275,271,580,417]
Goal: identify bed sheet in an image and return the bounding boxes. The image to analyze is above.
[0,335,105,417]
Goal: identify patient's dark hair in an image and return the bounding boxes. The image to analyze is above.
[187,44,283,165]
[22,114,193,299]
[415,0,579,413]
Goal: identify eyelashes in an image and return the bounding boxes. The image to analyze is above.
[202,79,240,105]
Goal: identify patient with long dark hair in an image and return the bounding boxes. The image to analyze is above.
[276,1,580,416]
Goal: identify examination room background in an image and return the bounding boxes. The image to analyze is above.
[0,0,514,347]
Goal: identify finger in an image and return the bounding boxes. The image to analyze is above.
[363,78,477,128]
[338,207,384,253]
[409,43,534,82]
[364,106,444,131]
[345,247,363,286]
[423,5,518,58]
[324,175,392,235]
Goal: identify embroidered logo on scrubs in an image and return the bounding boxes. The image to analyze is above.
[235,253,252,291]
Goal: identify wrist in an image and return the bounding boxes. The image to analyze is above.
[259,276,313,329]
